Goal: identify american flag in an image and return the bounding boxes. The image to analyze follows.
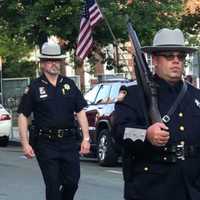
[76,0,103,60]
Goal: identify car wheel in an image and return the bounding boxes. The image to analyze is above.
[97,129,118,167]
[0,136,9,147]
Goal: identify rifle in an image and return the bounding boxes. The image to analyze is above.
[127,17,162,124]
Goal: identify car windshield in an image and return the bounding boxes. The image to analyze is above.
[94,84,111,104]
[84,82,125,105]
[109,82,121,101]
[84,84,101,104]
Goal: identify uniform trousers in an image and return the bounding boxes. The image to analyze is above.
[34,135,80,200]
[123,156,200,200]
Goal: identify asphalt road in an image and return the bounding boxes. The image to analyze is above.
[0,145,124,200]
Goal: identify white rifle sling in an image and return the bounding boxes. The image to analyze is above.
[124,127,146,142]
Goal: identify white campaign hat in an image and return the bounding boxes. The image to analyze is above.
[38,42,66,59]
[141,28,197,54]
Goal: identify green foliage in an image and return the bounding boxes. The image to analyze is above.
[0,0,198,77]
[0,21,35,78]
[3,60,37,79]
[0,0,186,50]
[0,32,32,60]
[181,7,200,45]
[117,0,184,45]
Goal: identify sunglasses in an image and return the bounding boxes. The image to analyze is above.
[41,59,62,63]
[155,52,187,61]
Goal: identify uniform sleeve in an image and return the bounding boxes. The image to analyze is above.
[112,102,137,144]
[112,93,148,145]
[74,85,87,113]
[17,85,34,117]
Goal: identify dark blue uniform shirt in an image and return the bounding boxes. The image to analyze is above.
[114,75,200,146]
[18,74,87,129]
[113,75,200,200]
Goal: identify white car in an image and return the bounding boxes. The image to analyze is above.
[0,104,11,146]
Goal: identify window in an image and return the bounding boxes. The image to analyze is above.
[84,84,101,104]
[109,82,121,102]
[95,84,111,104]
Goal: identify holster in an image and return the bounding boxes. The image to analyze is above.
[28,124,38,149]
[75,128,82,142]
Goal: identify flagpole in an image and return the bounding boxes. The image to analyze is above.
[96,0,119,71]
[96,0,134,77]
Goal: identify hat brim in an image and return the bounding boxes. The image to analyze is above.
[39,54,66,59]
[141,46,197,54]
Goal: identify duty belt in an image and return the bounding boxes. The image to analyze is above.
[145,142,200,163]
[38,128,75,139]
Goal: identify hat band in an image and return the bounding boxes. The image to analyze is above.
[41,53,62,56]
[155,44,185,47]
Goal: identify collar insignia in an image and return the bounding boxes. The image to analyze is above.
[41,79,48,84]
[195,99,200,108]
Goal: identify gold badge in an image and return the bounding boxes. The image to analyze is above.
[64,84,70,90]
[62,84,70,95]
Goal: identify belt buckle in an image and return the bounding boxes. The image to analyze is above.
[176,141,185,160]
[57,129,64,138]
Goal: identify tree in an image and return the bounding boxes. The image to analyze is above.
[0,19,36,78]
[181,6,200,45]
[0,0,192,77]
[0,0,82,77]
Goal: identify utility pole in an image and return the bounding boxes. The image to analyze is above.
[102,14,120,72]
[197,50,200,88]
[96,0,119,72]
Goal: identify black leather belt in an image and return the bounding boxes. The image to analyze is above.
[38,128,75,139]
[141,142,200,163]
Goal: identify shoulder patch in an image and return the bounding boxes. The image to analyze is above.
[24,86,30,94]
[195,99,200,109]
[117,90,127,102]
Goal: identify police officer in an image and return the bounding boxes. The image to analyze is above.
[18,42,90,200]
[113,28,200,200]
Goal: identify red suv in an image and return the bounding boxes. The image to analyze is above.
[83,79,132,166]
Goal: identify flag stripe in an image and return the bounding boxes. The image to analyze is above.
[77,28,92,55]
[90,14,102,27]
[76,0,103,60]
[77,20,91,45]
[79,38,93,59]
[89,4,102,27]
